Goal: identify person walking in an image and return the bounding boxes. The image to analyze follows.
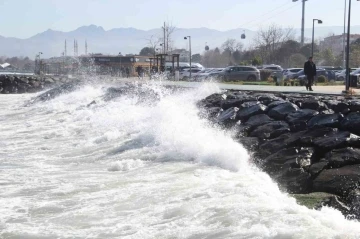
[125,67,130,78]
[304,56,317,91]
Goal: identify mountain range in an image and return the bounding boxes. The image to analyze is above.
[2,24,360,59]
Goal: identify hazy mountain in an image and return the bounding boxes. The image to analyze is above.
[1,24,360,59]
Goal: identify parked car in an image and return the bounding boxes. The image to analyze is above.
[283,68,303,75]
[208,66,260,81]
[194,68,222,81]
[297,69,329,84]
[285,69,304,80]
[335,69,357,81]
[262,65,284,75]
[179,68,203,80]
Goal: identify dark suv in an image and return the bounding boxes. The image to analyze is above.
[208,66,260,81]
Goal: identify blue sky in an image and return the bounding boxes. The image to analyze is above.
[0,0,359,38]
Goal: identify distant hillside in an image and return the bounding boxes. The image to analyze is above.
[1,24,360,58]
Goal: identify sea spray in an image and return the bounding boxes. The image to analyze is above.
[1,80,360,238]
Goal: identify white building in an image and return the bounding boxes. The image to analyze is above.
[320,34,360,55]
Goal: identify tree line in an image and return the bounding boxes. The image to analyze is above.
[139,23,360,68]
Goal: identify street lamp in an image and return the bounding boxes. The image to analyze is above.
[119,52,122,77]
[292,0,307,46]
[184,36,192,78]
[38,52,43,74]
[345,0,360,92]
[312,19,323,57]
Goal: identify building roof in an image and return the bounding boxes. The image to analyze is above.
[0,63,11,68]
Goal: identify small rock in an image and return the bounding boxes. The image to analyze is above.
[307,113,343,129]
[268,102,299,120]
[325,147,360,168]
[313,164,360,196]
[236,104,268,121]
[250,121,290,139]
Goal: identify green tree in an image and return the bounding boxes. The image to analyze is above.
[251,57,262,66]
[192,54,201,63]
[139,47,155,56]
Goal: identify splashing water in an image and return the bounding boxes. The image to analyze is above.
[1,80,360,239]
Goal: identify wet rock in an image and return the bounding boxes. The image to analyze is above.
[298,128,338,145]
[300,99,328,111]
[292,192,336,209]
[217,107,239,126]
[313,164,360,196]
[277,168,312,194]
[44,78,55,84]
[286,109,319,132]
[236,104,268,121]
[326,100,349,113]
[241,101,260,108]
[27,81,81,104]
[237,137,260,151]
[325,148,360,168]
[309,161,329,177]
[199,93,224,108]
[268,102,299,120]
[199,107,221,120]
[346,189,360,219]
[321,109,335,114]
[258,134,292,157]
[320,196,351,216]
[349,100,360,112]
[250,121,290,139]
[257,94,283,105]
[341,112,360,135]
[307,113,343,129]
[221,95,257,110]
[264,147,314,170]
[220,98,242,110]
[267,100,286,110]
[312,130,355,150]
[243,114,273,129]
[102,86,129,101]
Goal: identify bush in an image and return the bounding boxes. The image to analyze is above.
[317,75,328,83]
[260,69,272,81]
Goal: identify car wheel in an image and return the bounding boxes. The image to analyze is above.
[183,76,189,81]
[247,75,256,81]
[339,76,344,81]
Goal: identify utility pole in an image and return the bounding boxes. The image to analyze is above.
[301,0,305,46]
[293,0,307,46]
[163,22,166,54]
[343,0,347,68]
[345,0,352,91]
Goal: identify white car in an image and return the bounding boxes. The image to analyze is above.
[283,68,303,75]
[179,68,203,80]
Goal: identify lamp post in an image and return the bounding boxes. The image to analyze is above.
[292,0,307,46]
[119,52,122,77]
[344,0,360,92]
[38,52,43,74]
[184,36,191,78]
[312,19,323,57]
[343,0,347,68]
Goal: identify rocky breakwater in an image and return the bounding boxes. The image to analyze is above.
[198,90,360,219]
[0,74,70,94]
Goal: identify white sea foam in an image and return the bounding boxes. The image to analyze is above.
[0,80,360,238]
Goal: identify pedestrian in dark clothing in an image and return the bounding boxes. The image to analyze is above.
[125,67,130,78]
[304,56,317,91]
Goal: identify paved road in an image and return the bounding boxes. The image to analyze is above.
[109,77,360,96]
